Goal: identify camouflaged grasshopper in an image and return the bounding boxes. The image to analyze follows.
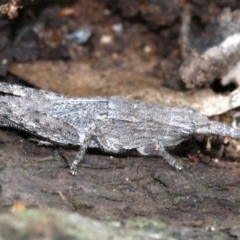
[0,83,239,174]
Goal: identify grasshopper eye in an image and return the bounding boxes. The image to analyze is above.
[183,106,196,114]
[180,121,196,137]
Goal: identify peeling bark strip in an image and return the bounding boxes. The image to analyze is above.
[0,83,239,174]
[181,33,240,88]
[180,8,240,88]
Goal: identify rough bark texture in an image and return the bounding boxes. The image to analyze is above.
[0,128,240,238]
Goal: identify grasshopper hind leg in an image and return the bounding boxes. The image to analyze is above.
[137,143,183,170]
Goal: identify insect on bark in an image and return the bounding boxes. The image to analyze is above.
[0,82,239,175]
